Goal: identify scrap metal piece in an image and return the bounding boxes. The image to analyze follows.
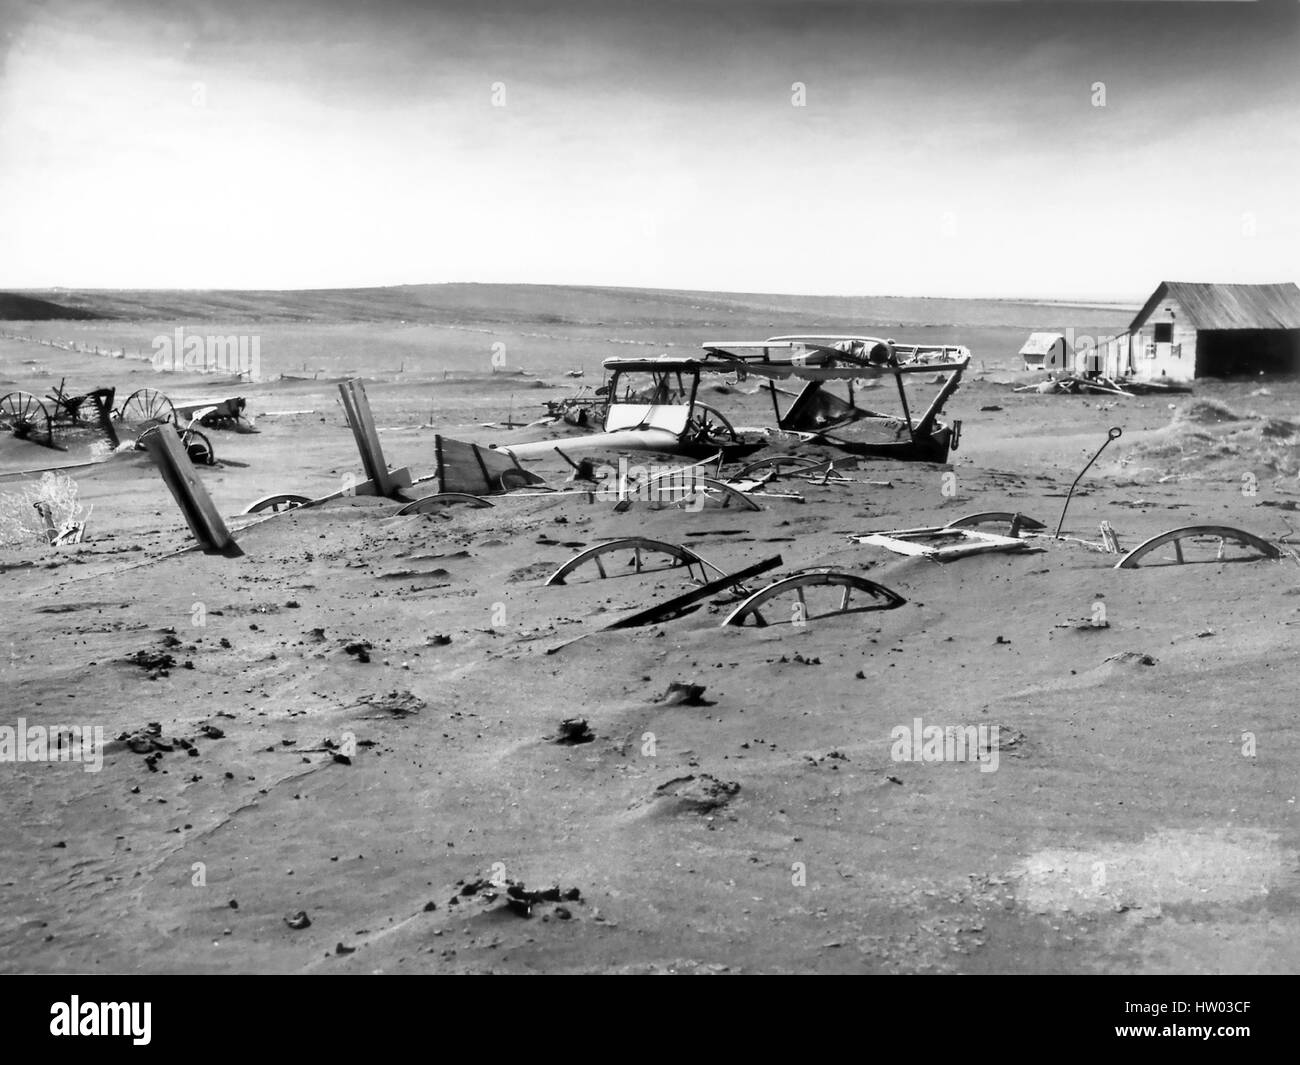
[545,538,728,586]
[1114,525,1281,569]
[720,571,906,627]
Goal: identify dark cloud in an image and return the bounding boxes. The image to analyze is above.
[2,2,1295,293]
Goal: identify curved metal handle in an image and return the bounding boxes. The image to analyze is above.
[1055,426,1124,538]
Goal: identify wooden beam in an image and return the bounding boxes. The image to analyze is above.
[338,379,396,497]
[546,555,783,654]
[144,428,241,555]
[604,554,782,629]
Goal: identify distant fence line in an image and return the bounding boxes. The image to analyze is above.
[2,330,260,382]
[0,328,152,362]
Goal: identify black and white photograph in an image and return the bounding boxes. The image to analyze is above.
[1,0,1296,1014]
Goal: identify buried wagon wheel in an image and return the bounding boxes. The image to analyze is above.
[652,476,762,512]
[944,511,1046,536]
[733,454,822,481]
[243,493,312,514]
[0,391,52,441]
[687,402,741,444]
[116,388,176,431]
[135,424,211,466]
[544,537,729,586]
[395,493,495,515]
[181,428,216,466]
[720,571,907,628]
[1114,525,1281,569]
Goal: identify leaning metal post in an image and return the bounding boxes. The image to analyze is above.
[1055,426,1123,539]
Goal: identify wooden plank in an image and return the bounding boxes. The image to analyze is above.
[1099,521,1121,554]
[144,428,241,555]
[604,554,782,629]
[852,529,1029,559]
[546,555,783,653]
[338,380,393,496]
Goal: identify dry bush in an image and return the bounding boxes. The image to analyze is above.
[0,471,85,546]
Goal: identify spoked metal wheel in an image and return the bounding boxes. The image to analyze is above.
[395,493,495,515]
[544,537,727,586]
[721,571,907,627]
[688,402,740,443]
[117,388,176,431]
[1114,525,1281,569]
[135,423,214,466]
[0,392,52,441]
[182,428,215,466]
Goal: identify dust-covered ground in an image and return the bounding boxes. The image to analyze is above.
[1,292,1298,974]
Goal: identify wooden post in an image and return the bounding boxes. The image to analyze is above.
[337,379,411,499]
[1099,521,1121,554]
[144,428,241,555]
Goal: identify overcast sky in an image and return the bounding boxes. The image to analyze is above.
[0,0,1296,299]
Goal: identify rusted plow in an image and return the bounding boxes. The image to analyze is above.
[0,379,216,463]
[1,380,121,449]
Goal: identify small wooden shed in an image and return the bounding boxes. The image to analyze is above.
[1019,332,1068,372]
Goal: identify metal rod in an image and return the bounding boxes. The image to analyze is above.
[1055,426,1122,539]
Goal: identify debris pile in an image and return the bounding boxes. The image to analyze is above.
[356,690,426,716]
[448,877,584,919]
[651,774,741,815]
[554,718,595,744]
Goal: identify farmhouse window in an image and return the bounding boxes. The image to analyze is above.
[1153,323,1173,343]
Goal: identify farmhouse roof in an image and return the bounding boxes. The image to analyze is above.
[1019,331,1064,356]
[1131,282,1300,332]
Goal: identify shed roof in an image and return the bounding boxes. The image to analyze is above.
[1019,331,1064,356]
[1131,282,1300,332]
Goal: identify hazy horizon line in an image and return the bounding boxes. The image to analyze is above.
[9,279,1161,307]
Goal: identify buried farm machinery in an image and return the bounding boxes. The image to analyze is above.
[0,381,215,463]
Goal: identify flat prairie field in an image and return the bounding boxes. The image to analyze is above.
[1,286,1297,974]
